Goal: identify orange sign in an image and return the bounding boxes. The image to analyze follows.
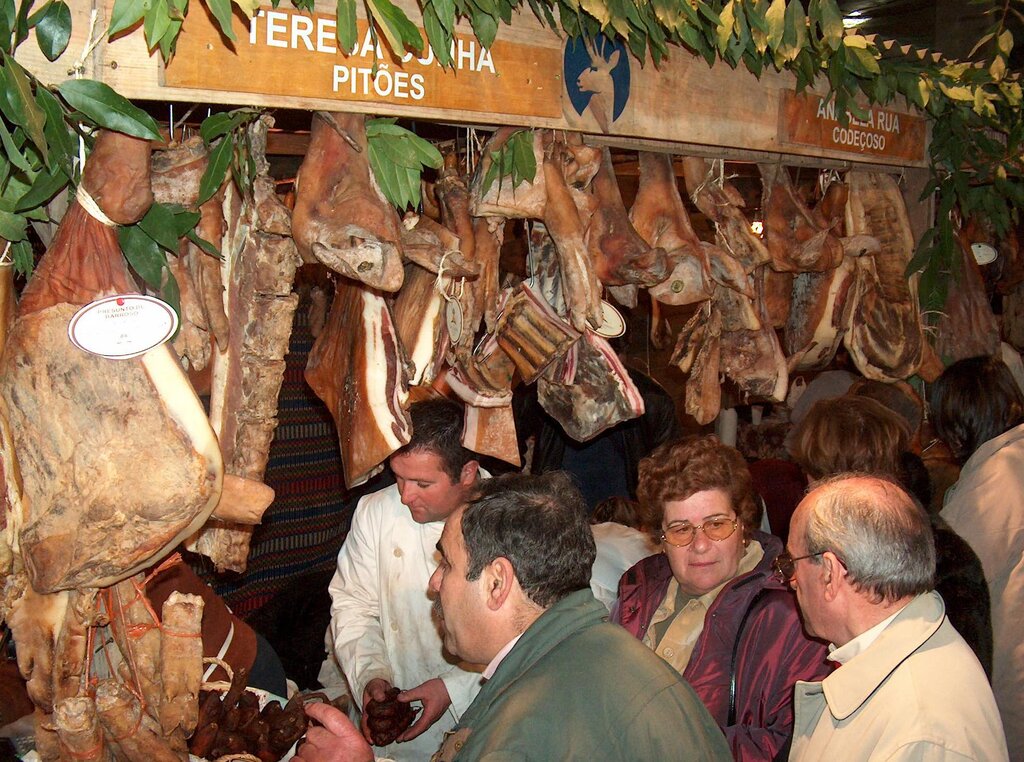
[778,91,926,163]
[163,6,562,118]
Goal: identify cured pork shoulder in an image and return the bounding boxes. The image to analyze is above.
[292,112,404,292]
[305,278,412,488]
[842,172,924,381]
[0,131,222,592]
[393,262,448,387]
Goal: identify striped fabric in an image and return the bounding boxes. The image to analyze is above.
[197,294,354,618]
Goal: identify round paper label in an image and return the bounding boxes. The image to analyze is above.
[971,242,997,265]
[594,300,626,338]
[446,300,464,343]
[68,294,179,360]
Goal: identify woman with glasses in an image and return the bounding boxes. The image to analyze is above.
[613,436,829,761]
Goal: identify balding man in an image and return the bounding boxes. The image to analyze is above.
[779,474,1007,761]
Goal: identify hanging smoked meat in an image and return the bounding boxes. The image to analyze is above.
[537,330,644,441]
[631,152,713,307]
[305,277,413,488]
[541,137,604,330]
[784,256,858,372]
[189,117,301,572]
[682,156,769,273]
[581,147,669,287]
[0,130,222,592]
[292,111,404,292]
[470,128,547,218]
[933,231,1000,363]
[759,164,843,272]
[842,171,925,381]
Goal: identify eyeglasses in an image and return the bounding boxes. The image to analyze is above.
[773,551,826,582]
[661,517,738,548]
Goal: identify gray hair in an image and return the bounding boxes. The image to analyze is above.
[802,473,935,604]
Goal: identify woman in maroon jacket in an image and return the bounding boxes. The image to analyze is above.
[613,436,829,761]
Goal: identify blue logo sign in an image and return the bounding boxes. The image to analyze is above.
[563,36,631,131]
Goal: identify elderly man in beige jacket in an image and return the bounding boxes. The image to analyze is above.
[781,475,1007,761]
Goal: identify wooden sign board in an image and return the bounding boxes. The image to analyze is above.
[778,90,927,163]
[164,6,562,119]
[14,1,929,168]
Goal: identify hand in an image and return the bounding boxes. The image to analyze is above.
[361,678,393,744]
[396,677,451,741]
[293,703,374,762]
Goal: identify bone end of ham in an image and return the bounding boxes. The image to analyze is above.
[211,474,275,525]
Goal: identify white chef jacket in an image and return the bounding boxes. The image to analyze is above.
[328,481,484,761]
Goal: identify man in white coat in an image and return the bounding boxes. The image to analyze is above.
[327,398,485,761]
[782,475,1007,761]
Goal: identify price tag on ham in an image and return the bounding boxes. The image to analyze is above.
[68,294,179,359]
[446,299,464,343]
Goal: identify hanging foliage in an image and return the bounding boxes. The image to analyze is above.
[2,0,1023,319]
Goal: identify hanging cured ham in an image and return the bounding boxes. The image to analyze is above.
[784,256,857,371]
[759,164,843,272]
[582,147,669,287]
[0,130,223,592]
[933,230,1001,363]
[631,152,713,306]
[292,111,404,292]
[188,117,301,572]
[683,156,769,273]
[842,172,925,381]
[541,138,604,330]
[152,138,229,374]
[305,278,412,488]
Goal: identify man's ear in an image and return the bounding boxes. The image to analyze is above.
[482,556,516,611]
[821,551,845,602]
[459,460,480,487]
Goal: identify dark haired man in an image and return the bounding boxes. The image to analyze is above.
[327,398,486,761]
[303,472,730,761]
[783,475,1007,760]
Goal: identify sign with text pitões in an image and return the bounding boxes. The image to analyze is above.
[163,6,562,119]
[779,90,927,163]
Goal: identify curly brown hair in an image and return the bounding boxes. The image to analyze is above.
[792,396,910,480]
[636,435,759,534]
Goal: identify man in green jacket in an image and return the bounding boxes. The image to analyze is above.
[296,471,731,761]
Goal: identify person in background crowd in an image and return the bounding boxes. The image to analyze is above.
[933,355,1024,760]
[614,436,829,761]
[589,496,658,611]
[520,366,681,511]
[790,393,993,677]
[296,472,732,762]
[326,398,485,761]
[783,475,1007,760]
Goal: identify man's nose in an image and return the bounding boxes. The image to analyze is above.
[428,566,441,592]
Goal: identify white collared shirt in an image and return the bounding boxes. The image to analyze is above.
[827,604,907,665]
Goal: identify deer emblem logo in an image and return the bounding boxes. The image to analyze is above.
[563,36,630,133]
